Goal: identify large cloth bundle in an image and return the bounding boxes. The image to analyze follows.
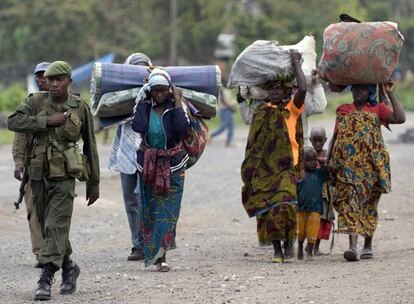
[227,40,295,88]
[91,63,221,109]
[318,22,404,85]
[235,36,317,100]
[93,87,217,118]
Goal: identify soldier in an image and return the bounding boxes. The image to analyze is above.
[12,62,50,267]
[7,61,100,301]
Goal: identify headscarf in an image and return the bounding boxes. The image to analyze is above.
[135,68,172,105]
[124,52,152,66]
[351,84,377,105]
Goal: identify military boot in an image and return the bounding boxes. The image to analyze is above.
[60,257,80,295]
[34,263,56,301]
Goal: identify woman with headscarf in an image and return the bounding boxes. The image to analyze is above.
[108,53,152,261]
[327,82,406,262]
[131,69,190,271]
[241,50,306,263]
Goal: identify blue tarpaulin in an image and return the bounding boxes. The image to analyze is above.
[72,53,115,84]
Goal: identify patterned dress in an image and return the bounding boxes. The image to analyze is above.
[331,108,391,237]
[241,101,303,244]
[141,110,185,266]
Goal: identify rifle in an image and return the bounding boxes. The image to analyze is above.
[13,138,37,210]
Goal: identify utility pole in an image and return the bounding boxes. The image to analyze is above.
[169,0,178,66]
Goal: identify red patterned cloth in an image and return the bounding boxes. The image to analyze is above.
[319,22,404,85]
[143,143,184,196]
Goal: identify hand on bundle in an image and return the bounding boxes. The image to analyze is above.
[290,49,302,64]
[172,85,183,101]
[381,81,395,94]
[311,69,321,86]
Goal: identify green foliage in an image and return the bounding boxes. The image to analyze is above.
[0,0,413,70]
[395,78,414,111]
[0,129,14,146]
[0,84,26,112]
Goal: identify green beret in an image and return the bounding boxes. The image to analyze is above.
[44,61,72,78]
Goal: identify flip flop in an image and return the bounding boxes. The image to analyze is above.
[156,262,170,272]
[343,249,360,262]
[360,248,374,259]
[271,257,283,263]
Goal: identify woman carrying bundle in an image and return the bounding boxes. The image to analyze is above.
[328,82,405,261]
[241,50,306,263]
[132,69,190,271]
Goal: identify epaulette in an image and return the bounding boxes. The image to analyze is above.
[69,92,84,103]
[28,91,49,99]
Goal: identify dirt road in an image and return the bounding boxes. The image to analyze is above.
[1,115,413,303]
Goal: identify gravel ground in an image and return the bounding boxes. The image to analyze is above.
[0,114,414,304]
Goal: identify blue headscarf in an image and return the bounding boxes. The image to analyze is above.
[351,84,377,105]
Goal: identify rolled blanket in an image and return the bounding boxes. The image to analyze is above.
[91,63,221,110]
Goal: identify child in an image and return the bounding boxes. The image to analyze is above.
[297,147,331,260]
[309,126,335,255]
[241,50,307,263]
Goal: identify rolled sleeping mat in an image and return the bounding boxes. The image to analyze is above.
[93,87,217,119]
[91,63,221,109]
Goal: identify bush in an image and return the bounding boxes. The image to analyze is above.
[0,84,27,112]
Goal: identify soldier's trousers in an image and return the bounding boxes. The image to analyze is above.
[31,177,75,269]
[24,183,44,257]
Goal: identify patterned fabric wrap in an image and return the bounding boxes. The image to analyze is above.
[331,110,390,236]
[318,22,404,85]
[241,102,303,243]
[334,187,381,237]
[141,169,185,266]
[182,107,209,169]
[143,143,184,196]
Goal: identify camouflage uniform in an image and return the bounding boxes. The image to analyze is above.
[8,91,100,269]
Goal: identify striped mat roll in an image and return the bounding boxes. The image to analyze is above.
[91,63,221,109]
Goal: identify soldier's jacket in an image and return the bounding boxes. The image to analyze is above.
[7,92,100,195]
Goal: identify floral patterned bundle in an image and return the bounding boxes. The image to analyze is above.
[318,22,404,85]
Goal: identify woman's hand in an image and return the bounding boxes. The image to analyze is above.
[290,49,302,64]
[172,85,183,101]
[172,85,183,108]
[311,69,321,86]
[381,81,395,94]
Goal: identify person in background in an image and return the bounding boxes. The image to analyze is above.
[12,62,50,267]
[131,68,190,272]
[302,70,327,145]
[108,53,152,261]
[328,82,405,262]
[241,50,306,263]
[209,75,235,147]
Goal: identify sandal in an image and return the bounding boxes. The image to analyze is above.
[360,248,373,259]
[343,249,360,262]
[156,262,170,272]
[271,257,283,263]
